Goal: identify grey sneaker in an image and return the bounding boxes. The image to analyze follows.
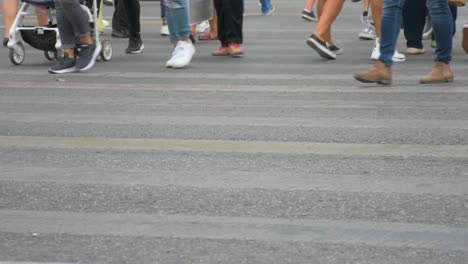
[48,53,77,74]
[358,23,376,40]
[75,42,102,72]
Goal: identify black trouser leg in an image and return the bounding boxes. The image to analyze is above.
[112,0,129,32]
[214,0,243,46]
[403,0,426,49]
[121,0,141,38]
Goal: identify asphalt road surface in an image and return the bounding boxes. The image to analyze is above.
[1,0,467,263]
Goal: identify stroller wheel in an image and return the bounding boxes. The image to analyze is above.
[100,40,112,62]
[44,50,56,61]
[9,42,25,65]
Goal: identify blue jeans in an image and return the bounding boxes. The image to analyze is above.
[380,0,453,65]
[164,0,191,44]
[259,0,273,14]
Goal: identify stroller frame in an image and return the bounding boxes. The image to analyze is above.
[7,0,112,65]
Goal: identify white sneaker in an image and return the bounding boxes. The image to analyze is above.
[160,24,169,36]
[196,21,210,33]
[370,40,406,62]
[103,19,110,27]
[166,41,195,69]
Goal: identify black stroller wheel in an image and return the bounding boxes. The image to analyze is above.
[44,50,56,61]
[9,42,25,65]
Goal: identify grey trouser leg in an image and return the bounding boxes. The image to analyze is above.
[54,0,91,49]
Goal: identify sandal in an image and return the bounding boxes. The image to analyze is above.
[198,33,218,41]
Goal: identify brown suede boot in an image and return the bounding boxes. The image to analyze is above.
[420,62,454,84]
[354,60,392,85]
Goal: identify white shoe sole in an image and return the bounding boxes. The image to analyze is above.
[306,38,336,60]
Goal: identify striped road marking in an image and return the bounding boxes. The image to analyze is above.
[0,136,467,158]
[1,210,467,251]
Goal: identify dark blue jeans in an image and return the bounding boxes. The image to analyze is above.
[403,0,457,50]
[380,0,453,65]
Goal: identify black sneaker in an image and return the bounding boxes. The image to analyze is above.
[306,34,336,60]
[75,42,102,72]
[111,29,129,38]
[48,53,77,74]
[3,37,8,47]
[126,37,144,54]
[301,10,317,21]
[330,44,342,55]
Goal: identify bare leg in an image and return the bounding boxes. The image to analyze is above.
[314,0,344,44]
[208,8,218,37]
[35,7,49,26]
[371,0,383,40]
[2,0,19,38]
[305,0,316,10]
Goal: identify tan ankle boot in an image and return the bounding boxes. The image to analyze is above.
[354,60,392,85]
[420,62,454,84]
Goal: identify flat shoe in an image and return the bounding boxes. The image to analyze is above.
[198,33,218,41]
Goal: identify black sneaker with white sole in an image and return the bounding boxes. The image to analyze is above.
[301,10,317,21]
[306,34,336,60]
[75,42,102,72]
[48,53,77,74]
[126,37,144,54]
[330,44,342,55]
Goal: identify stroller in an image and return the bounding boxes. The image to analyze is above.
[6,0,112,65]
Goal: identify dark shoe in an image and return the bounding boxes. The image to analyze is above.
[420,61,454,84]
[111,29,130,38]
[329,44,342,55]
[3,37,8,47]
[75,42,102,71]
[463,25,468,54]
[189,34,196,44]
[126,37,144,54]
[306,34,336,60]
[48,53,77,74]
[354,60,392,85]
[301,10,317,21]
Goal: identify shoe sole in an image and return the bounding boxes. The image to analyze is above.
[420,78,454,84]
[48,66,77,74]
[126,44,145,54]
[79,43,102,72]
[406,51,425,55]
[306,38,336,60]
[301,15,317,21]
[354,75,391,85]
